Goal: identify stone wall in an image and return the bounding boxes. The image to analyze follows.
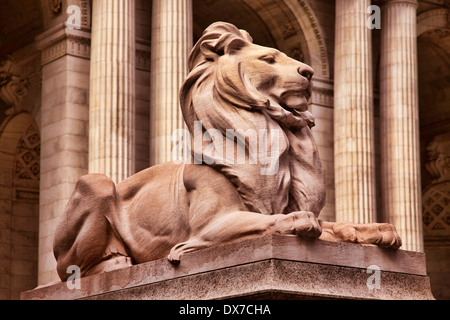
[0,113,40,300]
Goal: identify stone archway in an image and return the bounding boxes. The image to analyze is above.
[417,8,450,300]
[417,8,450,213]
[417,8,450,144]
[0,112,40,300]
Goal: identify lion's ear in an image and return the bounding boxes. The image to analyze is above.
[199,36,249,61]
[200,38,221,61]
[224,38,248,55]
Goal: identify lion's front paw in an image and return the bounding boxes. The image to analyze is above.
[289,211,322,238]
[330,222,402,249]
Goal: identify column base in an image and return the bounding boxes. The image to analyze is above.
[21,235,434,300]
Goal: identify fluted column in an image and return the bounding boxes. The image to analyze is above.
[334,0,376,223]
[150,0,193,166]
[380,0,423,252]
[89,0,136,183]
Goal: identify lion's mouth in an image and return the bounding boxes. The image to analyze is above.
[279,90,311,113]
[281,105,301,116]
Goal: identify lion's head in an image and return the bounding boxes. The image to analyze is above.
[181,22,316,133]
[180,22,326,216]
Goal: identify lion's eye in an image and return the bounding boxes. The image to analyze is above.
[260,55,276,64]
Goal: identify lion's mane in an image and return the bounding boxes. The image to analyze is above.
[180,22,326,216]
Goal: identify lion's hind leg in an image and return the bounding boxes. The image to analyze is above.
[53,174,132,281]
[168,239,210,263]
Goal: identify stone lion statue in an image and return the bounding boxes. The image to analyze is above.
[53,22,402,281]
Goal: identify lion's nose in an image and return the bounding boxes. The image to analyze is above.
[298,64,314,81]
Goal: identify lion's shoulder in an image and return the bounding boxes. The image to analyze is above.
[182,163,233,191]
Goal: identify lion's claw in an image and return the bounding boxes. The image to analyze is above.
[290,211,322,238]
[320,221,402,249]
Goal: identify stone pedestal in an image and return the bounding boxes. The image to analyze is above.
[21,235,434,300]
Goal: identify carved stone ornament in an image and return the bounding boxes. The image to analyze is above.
[0,57,30,115]
[423,133,450,237]
[14,124,41,182]
[53,22,402,281]
[50,0,63,16]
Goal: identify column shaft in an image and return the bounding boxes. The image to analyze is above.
[150,0,193,166]
[380,0,423,252]
[89,0,136,183]
[334,0,376,223]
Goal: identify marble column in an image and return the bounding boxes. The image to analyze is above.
[334,0,376,224]
[89,0,136,183]
[150,0,193,166]
[380,0,423,252]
